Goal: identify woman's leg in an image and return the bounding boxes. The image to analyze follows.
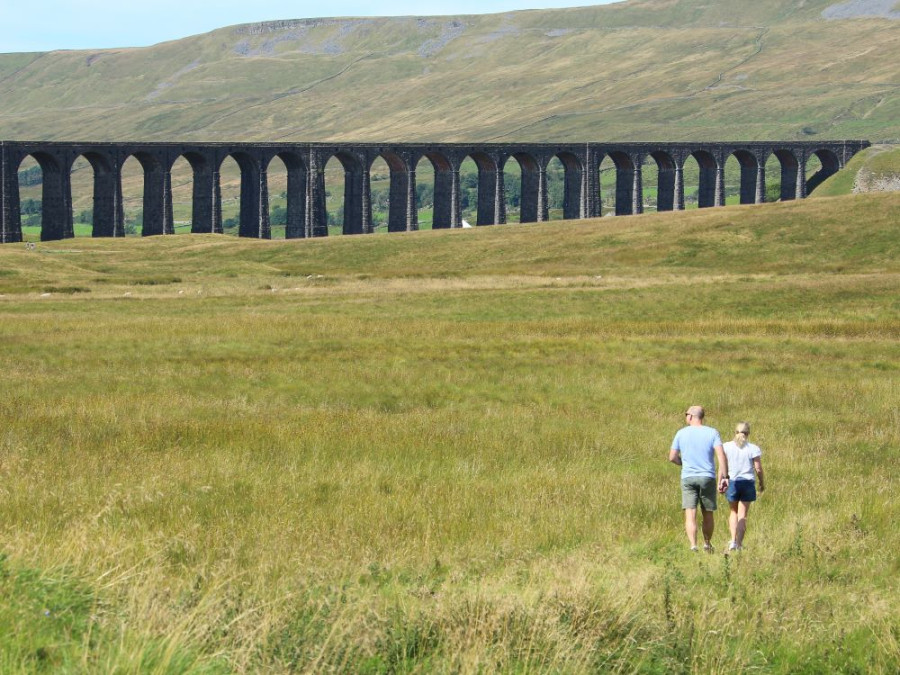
[728,501,739,545]
[735,501,752,547]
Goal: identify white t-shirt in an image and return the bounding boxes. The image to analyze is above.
[723,441,761,482]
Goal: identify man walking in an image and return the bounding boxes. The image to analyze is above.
[669,405,729,552]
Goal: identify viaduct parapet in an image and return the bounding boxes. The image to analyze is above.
[0,140,870,243]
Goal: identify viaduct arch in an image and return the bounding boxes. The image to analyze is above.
[0,140,869,243]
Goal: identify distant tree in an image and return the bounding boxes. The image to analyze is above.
[506,180,521,208]
[548,180,564,210]
[546,161,566,210]
[270,204,287,226]
[416,183,434,209]
[461,186,478,211]
[124,210,142,235]
[21,199,41,215]
[327,206,344,227]
[370,187,390,212]
[18,165,43,187]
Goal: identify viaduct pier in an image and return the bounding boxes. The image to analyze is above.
[0,140,870,243]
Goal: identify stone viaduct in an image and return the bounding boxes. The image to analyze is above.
[0,140,870,243]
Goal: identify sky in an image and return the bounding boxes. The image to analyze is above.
[1,1,621,53]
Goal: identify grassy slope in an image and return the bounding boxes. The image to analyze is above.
[2,192,898,286]
[1,0,899,142]
[0,194,898,671]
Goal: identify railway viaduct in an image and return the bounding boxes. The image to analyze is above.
[0,140,870,243]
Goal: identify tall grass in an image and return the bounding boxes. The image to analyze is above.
[1,194,898,672]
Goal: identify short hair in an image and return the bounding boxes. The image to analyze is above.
[686,405,705,419]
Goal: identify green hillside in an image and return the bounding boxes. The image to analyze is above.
[2,0,900,142]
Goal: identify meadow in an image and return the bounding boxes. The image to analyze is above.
[0,192,898,673]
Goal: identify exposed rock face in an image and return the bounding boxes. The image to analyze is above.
[854,171,900,193]
[823,0,900,20]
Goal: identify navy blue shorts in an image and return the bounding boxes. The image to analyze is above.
[726,479,757,503]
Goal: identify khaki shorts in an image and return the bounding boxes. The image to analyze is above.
[682,476,718,511]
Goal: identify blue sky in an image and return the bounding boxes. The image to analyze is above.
[0,1,621,53]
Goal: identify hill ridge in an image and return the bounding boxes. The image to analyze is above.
[1,0,899,143]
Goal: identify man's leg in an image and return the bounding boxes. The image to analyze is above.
[684,508,698,548]
[701,508,715,549]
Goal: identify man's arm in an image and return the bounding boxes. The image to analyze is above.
[669,449,682,466]
[715,444,729,490]
[754,457,765,492]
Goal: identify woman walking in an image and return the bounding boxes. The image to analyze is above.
[723,422,765,551]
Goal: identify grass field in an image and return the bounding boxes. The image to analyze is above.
[1,192,898,672]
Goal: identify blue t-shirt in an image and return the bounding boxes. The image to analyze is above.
[671,425,722,479]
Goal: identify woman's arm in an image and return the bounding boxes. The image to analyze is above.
[754,457,765,492]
